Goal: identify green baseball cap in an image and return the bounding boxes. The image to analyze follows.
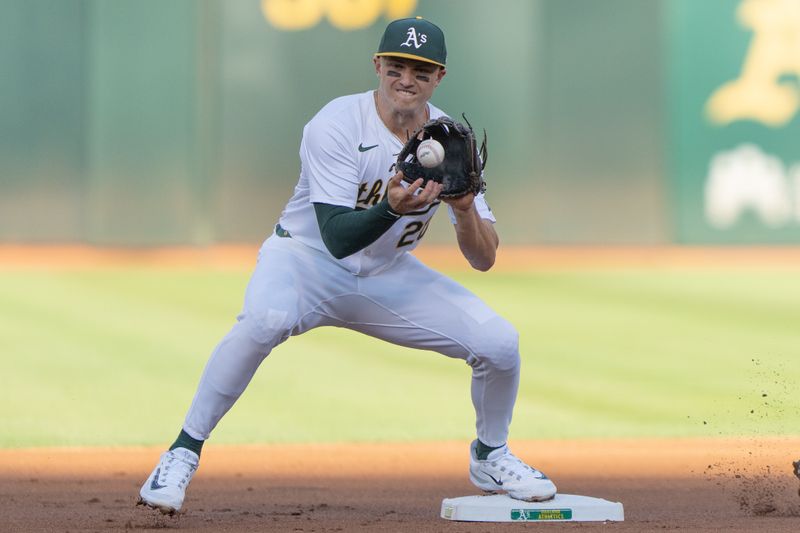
[375,17,447,67]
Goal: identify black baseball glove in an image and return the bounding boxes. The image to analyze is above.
[396,115,487,199]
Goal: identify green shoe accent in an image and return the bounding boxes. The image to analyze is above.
[170,429,204,457]
[476,439,504,460]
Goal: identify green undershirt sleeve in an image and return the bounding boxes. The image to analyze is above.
[313,197,402,259]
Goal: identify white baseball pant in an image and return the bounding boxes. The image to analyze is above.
[183,234,520,447]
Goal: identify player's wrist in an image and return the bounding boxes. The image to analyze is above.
[376,196,403,220]
[446,194,476,214]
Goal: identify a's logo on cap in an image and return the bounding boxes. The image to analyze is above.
[401,27,427,49]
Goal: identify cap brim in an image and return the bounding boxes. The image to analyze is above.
[374,52,445,68]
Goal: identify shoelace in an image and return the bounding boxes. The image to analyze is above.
[490,451,544,482]
[159,451,197,489]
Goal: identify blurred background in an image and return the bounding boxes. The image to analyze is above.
[3,0,799,247]
[2,0,800,448]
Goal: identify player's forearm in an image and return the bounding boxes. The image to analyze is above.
[313,198,401,259]
[452,205,498,271]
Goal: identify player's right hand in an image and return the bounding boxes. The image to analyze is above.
[387,171,442,214]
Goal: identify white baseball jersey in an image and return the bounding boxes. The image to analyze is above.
[278,90,495,276]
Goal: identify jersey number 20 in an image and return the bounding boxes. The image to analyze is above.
[397,219,432,248]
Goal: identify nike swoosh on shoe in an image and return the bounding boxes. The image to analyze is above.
[484,472,503,486]
[150,468,167,490]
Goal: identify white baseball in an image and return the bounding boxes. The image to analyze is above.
[416,139,445,168]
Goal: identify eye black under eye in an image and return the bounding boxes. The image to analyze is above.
[415,75,430,82]
[387,70,401,78]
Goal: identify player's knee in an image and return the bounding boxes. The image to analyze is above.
[238,308,291,348]
[473,317,520,374]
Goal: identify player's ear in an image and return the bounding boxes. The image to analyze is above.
[373,56,382,76]
[435,67,446,85]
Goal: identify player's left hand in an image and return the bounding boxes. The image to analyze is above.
[395,116,487,199]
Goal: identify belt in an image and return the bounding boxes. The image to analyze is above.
[274,223,291,238]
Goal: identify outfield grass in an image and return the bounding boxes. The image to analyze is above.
[1,266,798,447]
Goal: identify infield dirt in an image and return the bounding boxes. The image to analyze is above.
[2,438,799,532]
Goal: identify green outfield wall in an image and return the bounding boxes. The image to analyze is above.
[668,0,800,243]
[1,0,797,245]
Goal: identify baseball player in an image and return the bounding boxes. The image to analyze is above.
[138,17,557,515]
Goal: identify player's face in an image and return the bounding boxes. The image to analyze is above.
[374,56,445,114]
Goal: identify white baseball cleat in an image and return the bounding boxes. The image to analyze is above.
[137,447,199,515]
[469,439,557,502]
